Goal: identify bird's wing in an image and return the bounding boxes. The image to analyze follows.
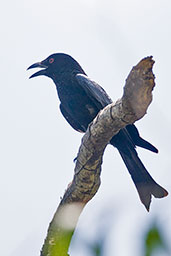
[76,74,112,108]
[125,124,158,153]
[76,74,158,153]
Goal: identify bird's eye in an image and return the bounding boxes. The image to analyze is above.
[49,58,54,64]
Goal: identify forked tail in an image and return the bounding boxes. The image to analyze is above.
[118,150,168,211]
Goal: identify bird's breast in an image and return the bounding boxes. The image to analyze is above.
[55,80,100,128]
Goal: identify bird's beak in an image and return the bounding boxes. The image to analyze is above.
[27,62,48,79]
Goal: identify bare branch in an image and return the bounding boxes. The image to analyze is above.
[41,56,155,256]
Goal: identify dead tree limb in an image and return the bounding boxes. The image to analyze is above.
[41,56,155,256]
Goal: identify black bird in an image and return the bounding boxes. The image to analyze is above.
[28,53,168,211]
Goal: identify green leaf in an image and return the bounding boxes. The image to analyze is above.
[144,223,167,256]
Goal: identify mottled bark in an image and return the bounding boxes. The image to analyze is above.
[41,56,155,256]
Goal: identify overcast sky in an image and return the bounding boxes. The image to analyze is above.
[1,0,171,255]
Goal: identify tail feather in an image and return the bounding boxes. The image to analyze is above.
[118,150,168,211]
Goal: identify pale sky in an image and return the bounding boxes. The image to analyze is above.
[1,0,171,255]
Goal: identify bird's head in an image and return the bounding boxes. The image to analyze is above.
[27,53,85,80]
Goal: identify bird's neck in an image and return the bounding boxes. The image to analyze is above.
[52,73,77,103]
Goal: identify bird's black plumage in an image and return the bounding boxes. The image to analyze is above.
[28,53,168,211]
